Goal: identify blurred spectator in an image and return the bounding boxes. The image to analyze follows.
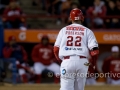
[66,2,79,24]
[0,0,19,15]
[102,46,120,85]
[3,36,32,83]
[61,0,72,14]
[2,1,26,29]
[61,0,72,23]
[86,0,106,28]
[43,0,72,25]
[31,35,60,83]
[105,0,120,28]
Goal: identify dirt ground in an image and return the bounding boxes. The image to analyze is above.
[0,84,120,90]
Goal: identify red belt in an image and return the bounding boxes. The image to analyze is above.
[63,56,86,60]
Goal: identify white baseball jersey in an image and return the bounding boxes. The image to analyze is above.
[54,23,98,60]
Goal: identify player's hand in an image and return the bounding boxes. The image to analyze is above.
[84,62,91,66]
[58,59,62,65]
[27,68,34,74]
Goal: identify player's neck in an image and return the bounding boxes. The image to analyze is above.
[72,20,82,24]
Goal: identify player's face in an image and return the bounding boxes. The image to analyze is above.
[109,1,115,9]
[9,40,16,46]
[42,39,49,45]
[94,0,100,6]
[9,2,17,9]
[112,52,119,58]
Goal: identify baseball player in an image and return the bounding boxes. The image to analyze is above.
[102,46,120,85]
[31,35,60,83]
[3,36,32,83]
[54,8,99,90]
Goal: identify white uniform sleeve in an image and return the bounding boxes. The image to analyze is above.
[87,30,98,50]
[54,29,63,47]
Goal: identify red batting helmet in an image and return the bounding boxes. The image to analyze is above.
[41,35,50,45]
[41,35,49,40]
[70,8,84,22]
[41,35,49,42]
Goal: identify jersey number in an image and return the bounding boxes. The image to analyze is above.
[66,36,81,46]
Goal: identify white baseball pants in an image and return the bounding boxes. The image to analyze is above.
[60,56,89,90]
